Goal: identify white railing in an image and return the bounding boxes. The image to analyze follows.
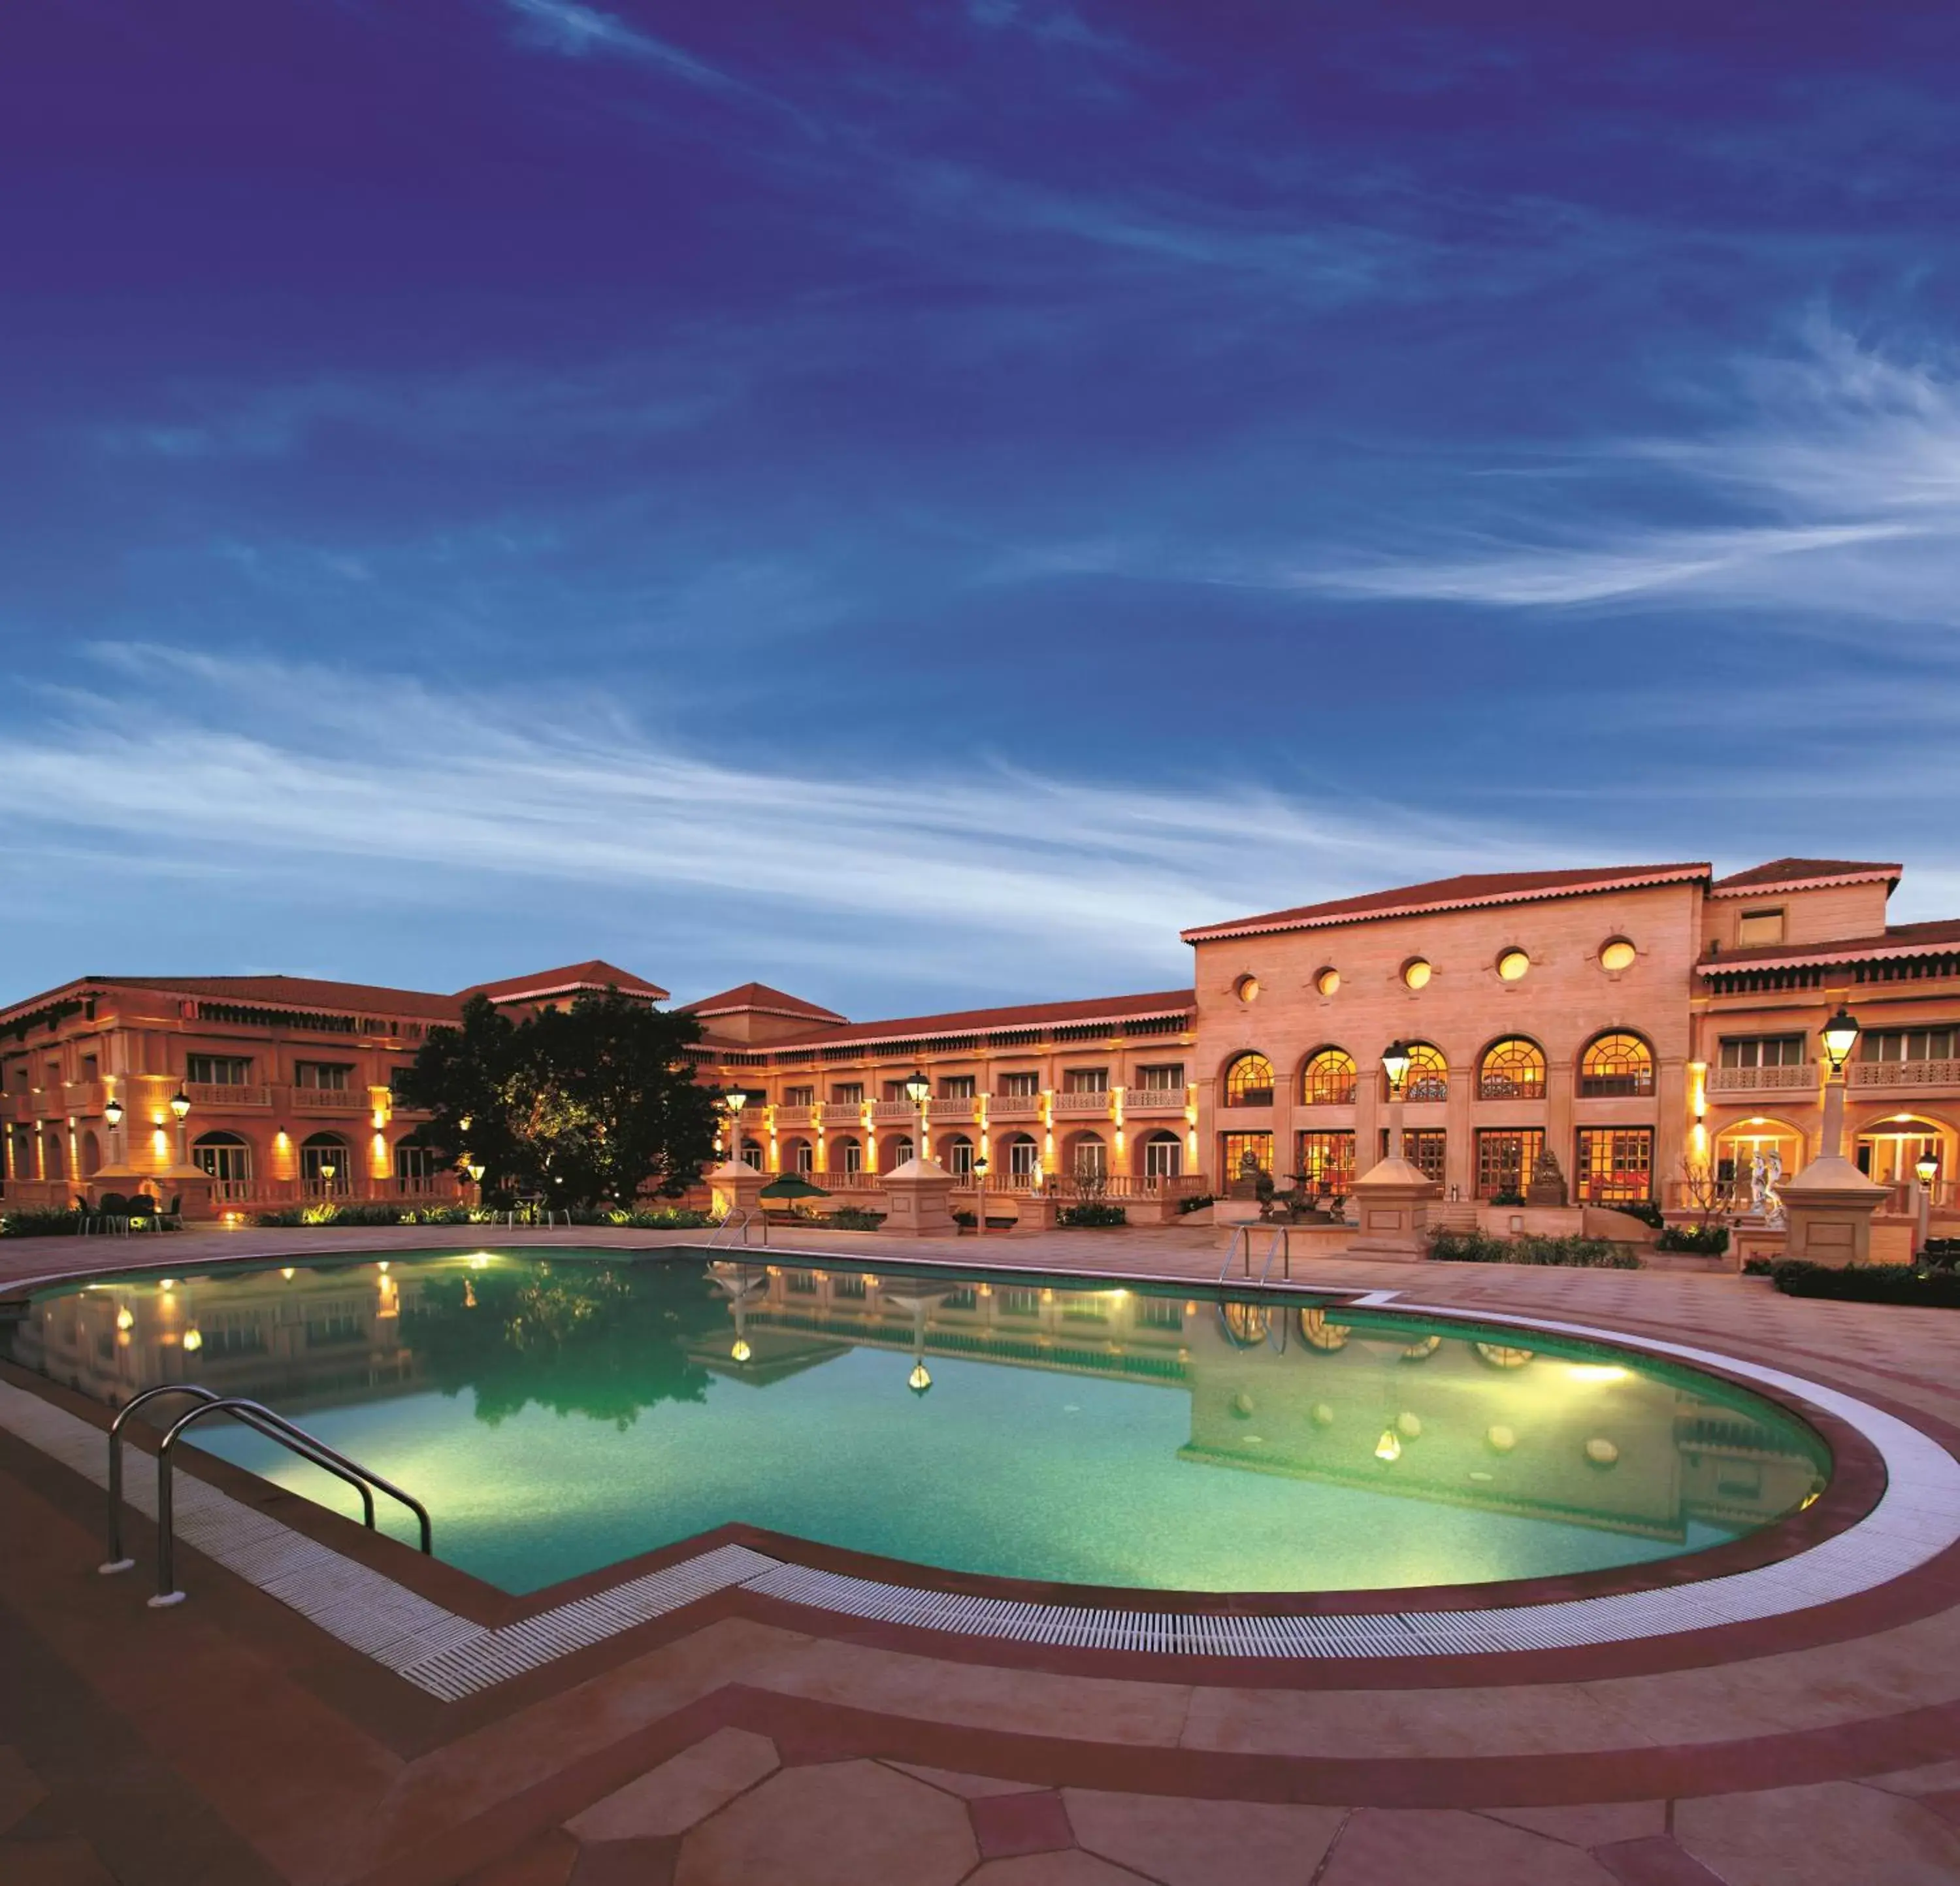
[1053,1090,1111,1115]
[184,1082,272,1109]
[1852,1059,1960,1089]
[1707,1064,1815,1093]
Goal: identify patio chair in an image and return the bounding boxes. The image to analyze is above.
[125,1195,159,1233]
[157,1194,183,1230]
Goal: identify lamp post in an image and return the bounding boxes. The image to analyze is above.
[1916,1148,1940,1257]
[725,1089,749,1167]
[1817,1006,1861,1161]
[169,1087,191,1167]
[904,1068,930,1168]
[973,1153,988,1238]
[1380,1041,1412,1161]
[318,1158,337,1200]
[105,1093,125,1169]
[465,1160,484,1208]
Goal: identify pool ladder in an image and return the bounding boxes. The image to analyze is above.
[1217,1224,1292,1288]
[708,1206,768,1249]
[99,1383,432,1608]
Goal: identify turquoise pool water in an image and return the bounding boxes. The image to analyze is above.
[12,1251,1829,1595]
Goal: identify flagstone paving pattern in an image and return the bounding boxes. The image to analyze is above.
[8,1225,1960,1883]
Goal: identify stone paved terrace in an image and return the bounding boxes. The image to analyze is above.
[5,1222,1960,1884]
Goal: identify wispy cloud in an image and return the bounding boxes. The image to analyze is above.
[1283,320,1960,621]
[497,0,741,92]
[5,646,1546,994]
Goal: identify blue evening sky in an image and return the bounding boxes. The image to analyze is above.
[5,1,1958,1016]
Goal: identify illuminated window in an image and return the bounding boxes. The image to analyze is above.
[1063,1067,1109,1093]
[394,1141,431,1185]
[1495,948,1530,982]
[1576,1127,1653,1202]
[1296,1129,1355,1194]
[1599,938,1637,972]
[1580,1033,1654,1097]
[1475,1128,1543,1200]
[1301,1048,1358,1106]
[1003,1133,1041,1178]
[1401,958,1432,990]
[1219,1131,1273,1178]
[299,1133,350,1195]
[1391,1042,1448,1102]
[1224,1052,1275,1106]
[1861,1027,1960,1063]
[1072,1134,1107,1178]
[1478,1037,1546,1100]
[1380,1127,1445,1183]
[1315,967,1340,997]
[295,1062,352,1091]
[186,1055,253,1086]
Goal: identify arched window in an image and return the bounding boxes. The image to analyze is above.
[887,1134,915,1169]
[194,1129,253,1176]
[1394,1042,1448,1102]
[1580,1032,1654,1098]
[1478,1037,1546,1100]
[784,1137,814,1177]
[80,1130,101,1178]
[1224,1052,1275,1107]
[832,1134,862,1178]
[1300,1048,1357,1106]
[1072,1133,1107,1178]
[943,1133,973,1178]
[300,1131,349,1195]
[44,1131,65,1180]
[1002,1132,1041,1180]
[393,1138,431,1189]
[740,1136,765,1168]
[1141,1131,1181,1180]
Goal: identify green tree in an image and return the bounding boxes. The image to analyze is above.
[399,989,719,1210]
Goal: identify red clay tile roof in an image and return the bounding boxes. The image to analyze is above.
[455,960,669,1004]
[1699,919,1960,972]
[1708,858,1901,895]
[1181,865,1712,944]
[715,989,1196,1055]
[677,982,847,1024]
[44,974,468,1022]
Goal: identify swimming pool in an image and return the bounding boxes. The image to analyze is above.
[10,1251,1830,1596]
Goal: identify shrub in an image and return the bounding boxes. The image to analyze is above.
[953,1210,976,1227]
[1175,1193,1217,1214]
[1656,1224,1731,1255]
[1605,1200,1665,1229]
[1490,1189,1527,1208]
[0,1206,86,1238]
[252,1206,306,1227]
[1429,1228,1640,1268]
[827,1207,886,1231]
[1058,1202,1127,1228]
[1763,1260,1960,1307]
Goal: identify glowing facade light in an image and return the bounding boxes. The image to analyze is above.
[105,1097,123,1129]
[169,1087,191,1122]
[1380,1041,1412,1093]
[182,1327,203,1353]
[1819,1006,1861,1073]
[904,1069,930,1106]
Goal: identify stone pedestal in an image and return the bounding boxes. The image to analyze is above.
[708,1159,766,1221]
[877,1155,960,1238]
[1012,1191,1060,1232]
[1778,1153,1887,1266]
[1345,1155,1441,1261]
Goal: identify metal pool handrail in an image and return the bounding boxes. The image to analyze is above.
[101,1383,375,1572]
[709,1207,767,1249]
[1215,1223,1292,1288]
[144,1396,432,1606]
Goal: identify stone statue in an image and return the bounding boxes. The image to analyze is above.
[1525,1146,1567,1206]
[1765,1150,1785,1227]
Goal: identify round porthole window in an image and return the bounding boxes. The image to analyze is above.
[1401,958,1432,991]
[1599,938,1637,972]
[1496,948,1530,982]
[1315,967,1340,997]
[1235,974,1260,1004]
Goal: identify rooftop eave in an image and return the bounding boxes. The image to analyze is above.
[759,1005,1198,1055]
[1182,866,1712,946]
[1707,868,1901,901]
[1700,941,1960,976]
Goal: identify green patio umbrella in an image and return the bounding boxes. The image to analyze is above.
[759,1174,831,1200]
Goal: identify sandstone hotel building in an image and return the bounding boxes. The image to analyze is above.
[3,859,1956,1226]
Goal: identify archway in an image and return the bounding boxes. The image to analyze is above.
[300,1131,351,1196]
[1139,1131,1181,1183]
[1000,1132,1041,1184]
[1856,1115,1952,1188]
[939,1133,974,1179]
[193,1130,254,1195]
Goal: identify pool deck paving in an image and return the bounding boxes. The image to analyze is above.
[6,1224,1960,1883]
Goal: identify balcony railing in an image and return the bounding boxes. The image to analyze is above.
[184,1082,273,1109]
[1054,1089,1111,1114]
[293,1087,365,1112]
[870,1099,917,1121]
[61,1080,107,1114]
[1707,1064,1815,1093]
[820,1102,862,1125]
[1122,1088,1186,1114]
[1851,1059,1960,1090]
[989,1095,1041,1119]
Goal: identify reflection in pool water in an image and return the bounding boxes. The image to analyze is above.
[10,1253,1829,1596]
